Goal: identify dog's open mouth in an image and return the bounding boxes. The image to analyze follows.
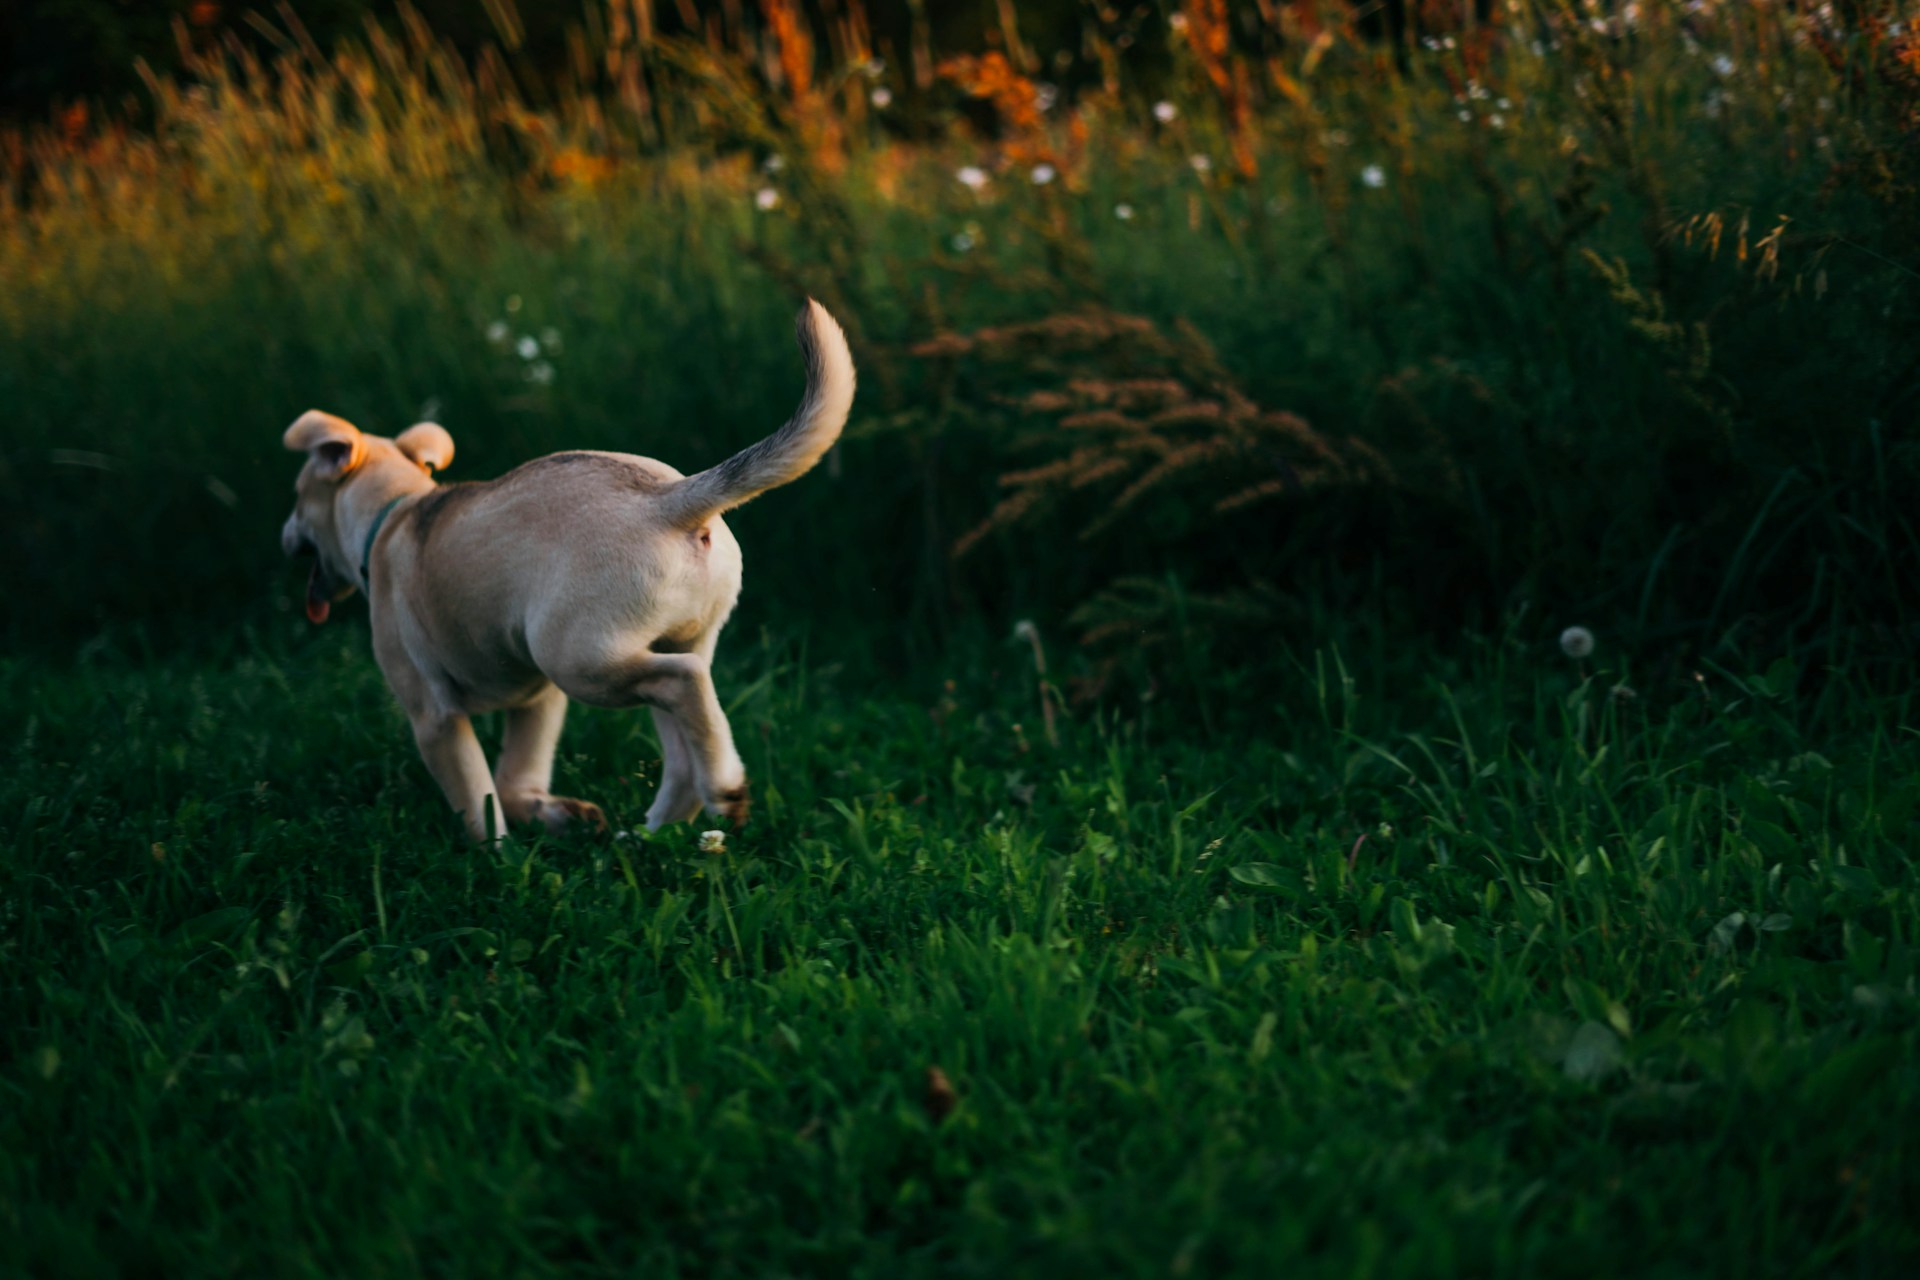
[302,559,356,625]
[305,562,335,625]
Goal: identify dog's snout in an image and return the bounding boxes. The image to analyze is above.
[281,513,311,558]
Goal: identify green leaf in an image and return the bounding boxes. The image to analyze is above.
[1564,1022,1622,1084]
[1389,897,1422,943]
[1742,818,1798,864]
[165,906,250,949]
[1228,863,1297,894]
[326,952,374,984]
[1709,911,1745,954]
[1830,865,1878,898]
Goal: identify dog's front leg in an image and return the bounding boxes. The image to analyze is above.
[410,711,507,842]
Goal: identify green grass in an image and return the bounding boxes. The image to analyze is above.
[5,4,1920,1272]
[5,619,1916,1275]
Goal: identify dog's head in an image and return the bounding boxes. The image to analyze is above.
[281,410,454,623]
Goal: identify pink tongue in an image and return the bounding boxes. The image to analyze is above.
[305,565,331,625]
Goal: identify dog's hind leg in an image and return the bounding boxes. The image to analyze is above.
[410,712,508,842]
[644,709,703,830]
[556,651,749,824]
[495,684,605,834]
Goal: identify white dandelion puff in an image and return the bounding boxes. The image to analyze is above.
[1559,626,1596,660]
[1153,100,1178,123]
[755,187,781,211]
[516,336,539,360]
[1360,164,1386,189]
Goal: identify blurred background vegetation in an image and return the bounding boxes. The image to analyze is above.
[2,0,1916,698]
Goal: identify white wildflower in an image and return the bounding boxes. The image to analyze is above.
[870,86,893,108]
[1489,114,1506,130]
[485,320,510,344]
[1113,202,1135,221]
[956,165,989,190]
[699,829,728,853]
[527,360,555,386]
[1712,53,1736,77]
[1029,163,1057,185]
[516,336,539,360]
[755,187,780,211]
[763,153,786,172]
[1360,164,1386,189]
[1153,101,1178,123]
[1035,82,1059,112]
[1188,153,1212,173]
[951,231,976,252]
[1559,626,1596,660]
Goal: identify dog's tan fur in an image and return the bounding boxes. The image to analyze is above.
[280,299,855,840]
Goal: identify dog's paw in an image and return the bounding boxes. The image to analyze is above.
[709,784,752,828]
[530,795,608,835]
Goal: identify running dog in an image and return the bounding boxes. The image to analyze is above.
[279,299,855,840]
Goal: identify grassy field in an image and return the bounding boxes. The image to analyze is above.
[5,621,1918,1274]
[4,0,1920,1274]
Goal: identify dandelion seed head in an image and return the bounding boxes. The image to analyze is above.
[1153,100,1178,123]
[1360,163,1386,189]
[516,336,539,360]
[755,186,781,210]
[1559,626,1596,660]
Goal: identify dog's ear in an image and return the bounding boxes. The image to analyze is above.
[283,410,365,478]
[395,422,455,474]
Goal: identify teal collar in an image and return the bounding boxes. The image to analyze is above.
[359,495,406,590]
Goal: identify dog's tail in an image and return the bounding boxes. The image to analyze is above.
[655,298,856,529]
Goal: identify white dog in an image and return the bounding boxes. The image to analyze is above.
[280,300,855,840]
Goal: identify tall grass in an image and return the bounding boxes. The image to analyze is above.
[1,0,1916,675]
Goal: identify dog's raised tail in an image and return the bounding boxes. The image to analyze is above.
[656,298,856,529]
